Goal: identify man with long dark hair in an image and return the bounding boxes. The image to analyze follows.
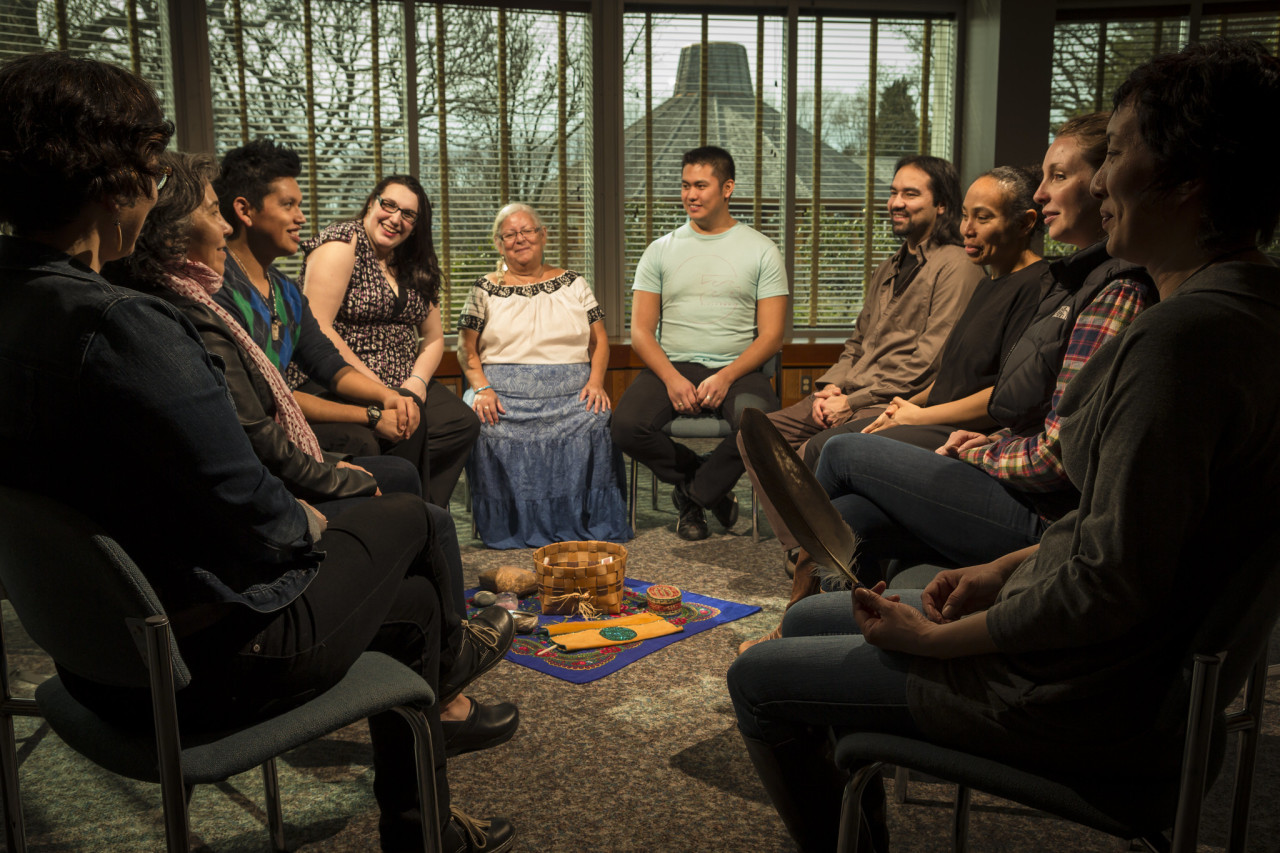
[740,154,984,560]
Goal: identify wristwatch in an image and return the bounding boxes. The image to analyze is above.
[366,405,382,428]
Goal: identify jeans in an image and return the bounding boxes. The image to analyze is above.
[728,591,921,743]
[814,432,1047,573]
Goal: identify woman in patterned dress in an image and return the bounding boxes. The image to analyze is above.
[300,175,480,507]
[457,203,632,549]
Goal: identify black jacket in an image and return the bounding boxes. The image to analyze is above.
[987,241,1151,435]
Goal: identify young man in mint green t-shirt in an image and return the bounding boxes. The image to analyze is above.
[611,146,787,541]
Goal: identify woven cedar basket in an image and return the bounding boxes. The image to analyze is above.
[533,540,627,616]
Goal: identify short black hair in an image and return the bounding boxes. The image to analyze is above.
[213,138,302,239]
[894,154,963,246]
[682,145,735,185]
[0,51,172,233]
[1114,39,1280,252]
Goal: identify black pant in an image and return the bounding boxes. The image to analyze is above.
[611,364,779,508]
[65,494,458,849]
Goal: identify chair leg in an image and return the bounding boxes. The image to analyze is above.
[1169,652,1224,853]
[838,762,884,853]
[751,485,759,542]
[262,757,286,852]
[650,465,658,510]
[893,765,909,803]
[0,713,26,853]
[144,616,191,853]
[628,457,639,532]
[390,704,442,853]
[0,617,29,853]
[1225,652,1269,853]
[953,784,972,853]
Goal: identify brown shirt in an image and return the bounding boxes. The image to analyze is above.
[817,238,983,416]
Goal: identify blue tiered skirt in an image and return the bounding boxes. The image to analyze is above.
[465,363,633,549]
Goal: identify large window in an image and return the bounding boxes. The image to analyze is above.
[0,0,174,118]
[793,15,956,328]
[622,11,957,331]
[1047,3,1279,254]
[207,2,593,324]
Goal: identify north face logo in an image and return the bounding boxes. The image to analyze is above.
[1052,305,1072,320]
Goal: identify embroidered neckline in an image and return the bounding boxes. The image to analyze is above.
[476,269,579,298]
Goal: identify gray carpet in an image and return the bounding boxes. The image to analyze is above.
[3,455,1279,851]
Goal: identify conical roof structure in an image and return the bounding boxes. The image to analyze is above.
[624,42,871,202]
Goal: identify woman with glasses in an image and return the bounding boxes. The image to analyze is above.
[299,175,480,507]
[0,54,517,851]
[457,203,631,548]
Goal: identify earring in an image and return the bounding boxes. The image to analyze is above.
[115,219,123,252]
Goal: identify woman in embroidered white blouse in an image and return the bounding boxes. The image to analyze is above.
[457,203,631,549]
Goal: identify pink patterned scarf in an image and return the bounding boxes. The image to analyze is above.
[161,260,325,462]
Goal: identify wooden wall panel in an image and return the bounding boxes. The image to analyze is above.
[433,342,844,408]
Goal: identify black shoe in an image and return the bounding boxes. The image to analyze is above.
[442,699,519,757]
[676,501,708,541]
[439,606,515,704]
[442,809,515,853]
[710,492,739,530]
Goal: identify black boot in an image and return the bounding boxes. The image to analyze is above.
[741,734,847,852]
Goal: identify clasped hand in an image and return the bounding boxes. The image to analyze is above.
[861,396,921,434]
[810,386,850,427]
[667,372,729,414]
[377,392,419,439]
[853,562,1006,654]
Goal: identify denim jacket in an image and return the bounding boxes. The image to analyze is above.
[0,236,320,615]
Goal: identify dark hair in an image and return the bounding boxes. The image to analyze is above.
[1054,112,1110,171]
[1113,39,1280,251]
[681,145,735,185]
[980,164,1044,237]
[358,174,442,307]
[213,138,302,239]
[0,52,172,233]
[104,151,218,291]
[894,154,963,246]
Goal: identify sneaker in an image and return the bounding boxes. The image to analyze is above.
[442,808,516,853]
[710,492,739,530]
[439,606,515,705]
[676,500,708,541]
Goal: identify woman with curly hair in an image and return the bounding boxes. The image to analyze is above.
[0,53,516,852]
[299,175,480,507]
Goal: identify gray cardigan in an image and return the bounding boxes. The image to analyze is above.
[907,261,1280,778]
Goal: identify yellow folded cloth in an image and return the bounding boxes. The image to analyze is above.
[545,611,681,652]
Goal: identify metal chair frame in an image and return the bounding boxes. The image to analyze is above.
[0,487,441,853]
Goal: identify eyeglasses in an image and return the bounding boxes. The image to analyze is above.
[376,196,419,225]
[500,226,543,245]
[154,164,172,192]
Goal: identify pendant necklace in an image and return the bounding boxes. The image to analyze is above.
[228,247,283,342]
